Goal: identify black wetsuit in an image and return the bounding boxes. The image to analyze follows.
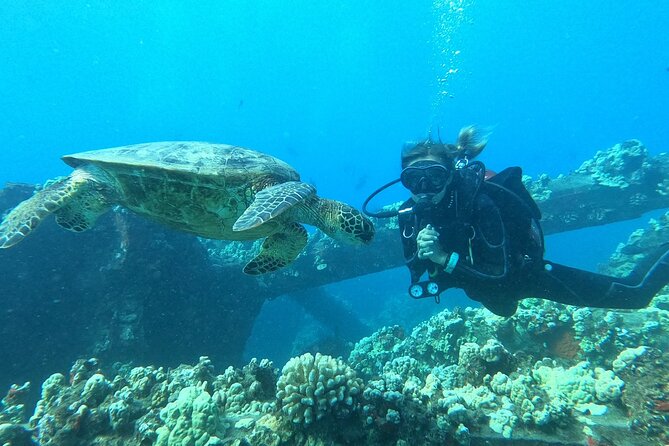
[400,164,669,317]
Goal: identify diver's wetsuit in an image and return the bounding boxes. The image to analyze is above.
[400,165,669,317]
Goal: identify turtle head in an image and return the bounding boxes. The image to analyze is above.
[306,198,375,245]
[336,202,375,244]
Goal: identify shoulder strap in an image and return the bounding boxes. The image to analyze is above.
[453,161,486,223]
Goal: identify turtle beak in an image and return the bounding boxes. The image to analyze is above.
[358,216,375,244]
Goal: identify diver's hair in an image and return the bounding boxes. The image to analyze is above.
[401,140,454,169]
[455,125,488,159]
[401,125,489,169]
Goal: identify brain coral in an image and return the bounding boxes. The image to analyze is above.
[276,352,362,427]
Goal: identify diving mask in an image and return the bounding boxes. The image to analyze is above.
[400,161,452,194]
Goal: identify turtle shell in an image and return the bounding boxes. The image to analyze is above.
[61,141,300,186]
[60,141,302,240]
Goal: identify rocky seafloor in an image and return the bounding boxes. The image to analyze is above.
[1,281,668,446]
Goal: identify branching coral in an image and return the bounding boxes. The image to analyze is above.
[276,353,362,427]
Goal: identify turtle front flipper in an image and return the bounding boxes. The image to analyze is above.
[55,187,110,232]
[0,172,108,248]
[233,181,315,231]
[243,222,308,275]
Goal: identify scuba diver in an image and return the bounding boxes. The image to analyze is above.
[363,126,669,317]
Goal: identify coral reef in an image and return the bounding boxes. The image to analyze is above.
[1,293,668,445]
[523,173,552,202]
[603,209,669,278]
[155,385,223,446]
[347,325,406,379]
[575,140,655,188]
[525,140,669,235]
[0,382,33,446]
[0,382,30,425]
[13,356,279,446]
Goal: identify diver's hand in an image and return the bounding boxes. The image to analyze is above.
[416,224,448,265]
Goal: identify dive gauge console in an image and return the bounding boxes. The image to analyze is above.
[408,281,441,302]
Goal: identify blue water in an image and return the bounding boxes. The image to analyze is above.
[1,1,668,361]
[2,1,668,195]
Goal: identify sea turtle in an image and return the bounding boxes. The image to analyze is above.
[0,142,375,274]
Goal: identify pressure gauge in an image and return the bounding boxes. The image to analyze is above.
[409,284,424,298]
[426,282,439,295]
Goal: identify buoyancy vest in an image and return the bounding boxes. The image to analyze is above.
[400,162,545,282]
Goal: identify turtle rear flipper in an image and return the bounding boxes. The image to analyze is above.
[233,181,315,231]
[243,222,308,275]
[0,173,103,248]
